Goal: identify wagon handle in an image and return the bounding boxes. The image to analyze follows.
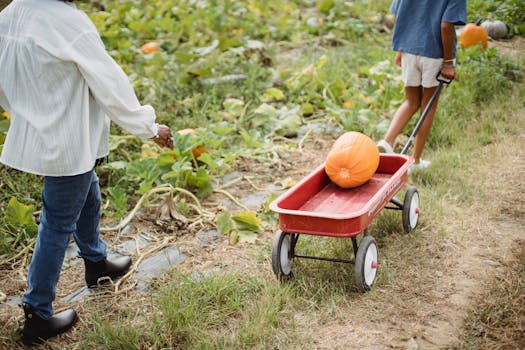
[400,74,453,155]
[436,73,453,85]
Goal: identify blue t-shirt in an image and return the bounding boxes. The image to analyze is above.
[391,0,467,58]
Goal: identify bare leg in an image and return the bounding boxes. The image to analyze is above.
[413,86,441,162]
[384,86,422,147]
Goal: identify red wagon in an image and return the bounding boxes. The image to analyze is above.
[269,78,450,291]
[269,154,419,291]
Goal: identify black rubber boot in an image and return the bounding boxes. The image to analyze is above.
[22,304,78,346]
[84,256,132,287]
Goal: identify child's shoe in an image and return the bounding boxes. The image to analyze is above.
[408,159,431,175]
[376,140,394,154]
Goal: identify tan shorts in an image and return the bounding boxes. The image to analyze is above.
[401,52,443,88]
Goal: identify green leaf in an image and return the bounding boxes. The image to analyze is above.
[223,98,245,116]
[197,152,218,170]
[107,187,129,217]
[240,129,263,148]
[232,211,261,232]
[105,161,128,170]
[5,197,37,227]
[253,103,277,119]
[274,105,302,137]
[108,136,130,151]
[216,212,233,235]
[261,87,285,102]
[317,0,335,14]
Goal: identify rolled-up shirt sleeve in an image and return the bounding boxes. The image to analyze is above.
[442,0,467,25]
[68,31,158,139]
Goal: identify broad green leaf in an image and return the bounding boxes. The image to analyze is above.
[197,152,218,170]
[157,153,177,168]
[106,187,129,217]
[108,136,130,151]
[274,105,302,137]
[5,197,36,227]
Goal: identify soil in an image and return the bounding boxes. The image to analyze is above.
[0,39,524,349]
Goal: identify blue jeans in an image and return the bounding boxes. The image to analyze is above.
[22,170,107,319]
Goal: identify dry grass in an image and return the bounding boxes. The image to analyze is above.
[452,240,525,350]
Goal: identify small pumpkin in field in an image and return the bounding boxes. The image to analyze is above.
[458,20,488,49]
[140,42,158,54]
[177,128,206,158]
[481,20,508,40]
[325,132,380,188]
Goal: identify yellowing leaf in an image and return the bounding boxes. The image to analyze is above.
[216,212,233,236]
[232,211,261,232]
[141,143,159,159]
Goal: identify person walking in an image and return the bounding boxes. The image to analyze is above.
[0,0,173,345]
[376,0,467,172]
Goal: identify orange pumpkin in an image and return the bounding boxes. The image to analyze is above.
[458,21,488,49]
[177,128,206,158]
[325,132,380,188]
[140,42,159,54]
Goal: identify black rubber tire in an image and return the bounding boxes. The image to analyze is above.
[402,186,420,233]
[271,230,294,281]
[354,236,379,292]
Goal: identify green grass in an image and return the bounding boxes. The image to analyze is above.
[81,272,303,349]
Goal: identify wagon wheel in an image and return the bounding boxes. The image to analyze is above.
[354,236,378,292]
[271,230,295,281]
[402,186,420,233]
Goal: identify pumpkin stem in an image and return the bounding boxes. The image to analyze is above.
[475,17,484,26]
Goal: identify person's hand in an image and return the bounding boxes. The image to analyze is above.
[150,124,173,149]
[440,66,457,81]
[394,51,402,67]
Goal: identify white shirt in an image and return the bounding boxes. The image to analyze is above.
[0,0,158,176]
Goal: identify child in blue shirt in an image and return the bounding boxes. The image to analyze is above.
[377,0,467,172]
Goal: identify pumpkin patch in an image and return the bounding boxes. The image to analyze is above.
[325,132,380,188]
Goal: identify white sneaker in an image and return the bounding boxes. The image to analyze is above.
[376,140,394,154]
[408,159,431,175]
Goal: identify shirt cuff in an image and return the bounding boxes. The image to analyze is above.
[150,123,160,139]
